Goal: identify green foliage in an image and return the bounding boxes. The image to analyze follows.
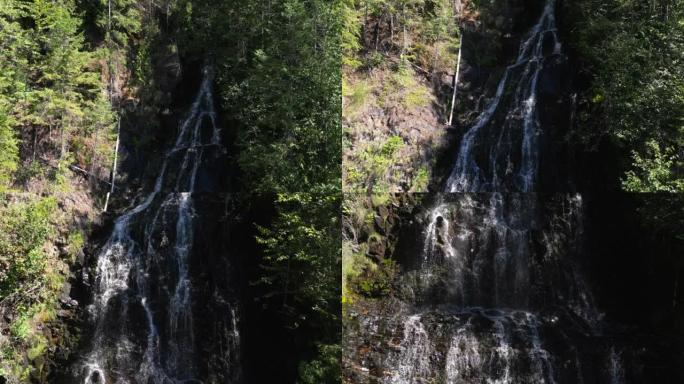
[0,197,56,297]
[623,140,684,192]
[96,0,141,47]
[342,242,364,304]
[411,166,429,191]
[342,0,363,68]
[234,3,342,195]
[0,0,117,187]
[343,78,372,115]
[0,110,18,191]
[131,37,154,88]
[297,343,341,384]
[66,230,85,261]
[390,64,431,107]
[350,258,399,297]
[343,1,456,194]
[0,195,61,382]
[0,12,114,375]
[254,192,341,382]
[3,302,57,380]
[363,51,386,69]
[345,0,461,73]
[176,0,342,192]
[9,310,32,341]
[370,193,391,206]
[346,135,405,192]
[162,0,343,380]
[342,198,382,304]
[635,194,684,242]
[256,192,341,328]
[567,0,684,191]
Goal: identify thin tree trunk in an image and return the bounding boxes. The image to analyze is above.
[402,9,407,56]
[447,31,464,126]
[103,117,121,212]
[390,13,394,48]
[374,21,380,51]
[59,121,66,166]
[32,127,37,162]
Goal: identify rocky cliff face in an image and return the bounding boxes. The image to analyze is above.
[343,65,447,193]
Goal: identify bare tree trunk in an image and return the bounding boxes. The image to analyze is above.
[374,21,380,51]
[32,127,37,163]
[59,119,66,167]
[402,8,407,56]
[103,117,121,212]
[447,31,464,126]
[390,13,394,48]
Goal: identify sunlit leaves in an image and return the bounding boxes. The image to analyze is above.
[570,0,684,191]
[623,140,684,192]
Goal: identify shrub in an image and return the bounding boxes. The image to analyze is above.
[351,258,399,298]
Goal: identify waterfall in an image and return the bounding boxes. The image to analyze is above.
[387,191,594,382]
[608,347,625,384]
[386,314,431,384]
[363,2,617,383]
[445,0,562,193]
[379,308,561,383]
[80,67,240,383]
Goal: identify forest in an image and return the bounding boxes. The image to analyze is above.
[341,0,683,194]
[0,0,340,382]
[0,0,682,383]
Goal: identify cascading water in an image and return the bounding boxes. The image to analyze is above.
[445,0,562,193]
[607,347,625,384]
[79,67,240,383]
[345,2,625,383]
[376,192,594,384]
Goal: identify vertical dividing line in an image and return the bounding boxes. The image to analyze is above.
[447,30,463,127]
